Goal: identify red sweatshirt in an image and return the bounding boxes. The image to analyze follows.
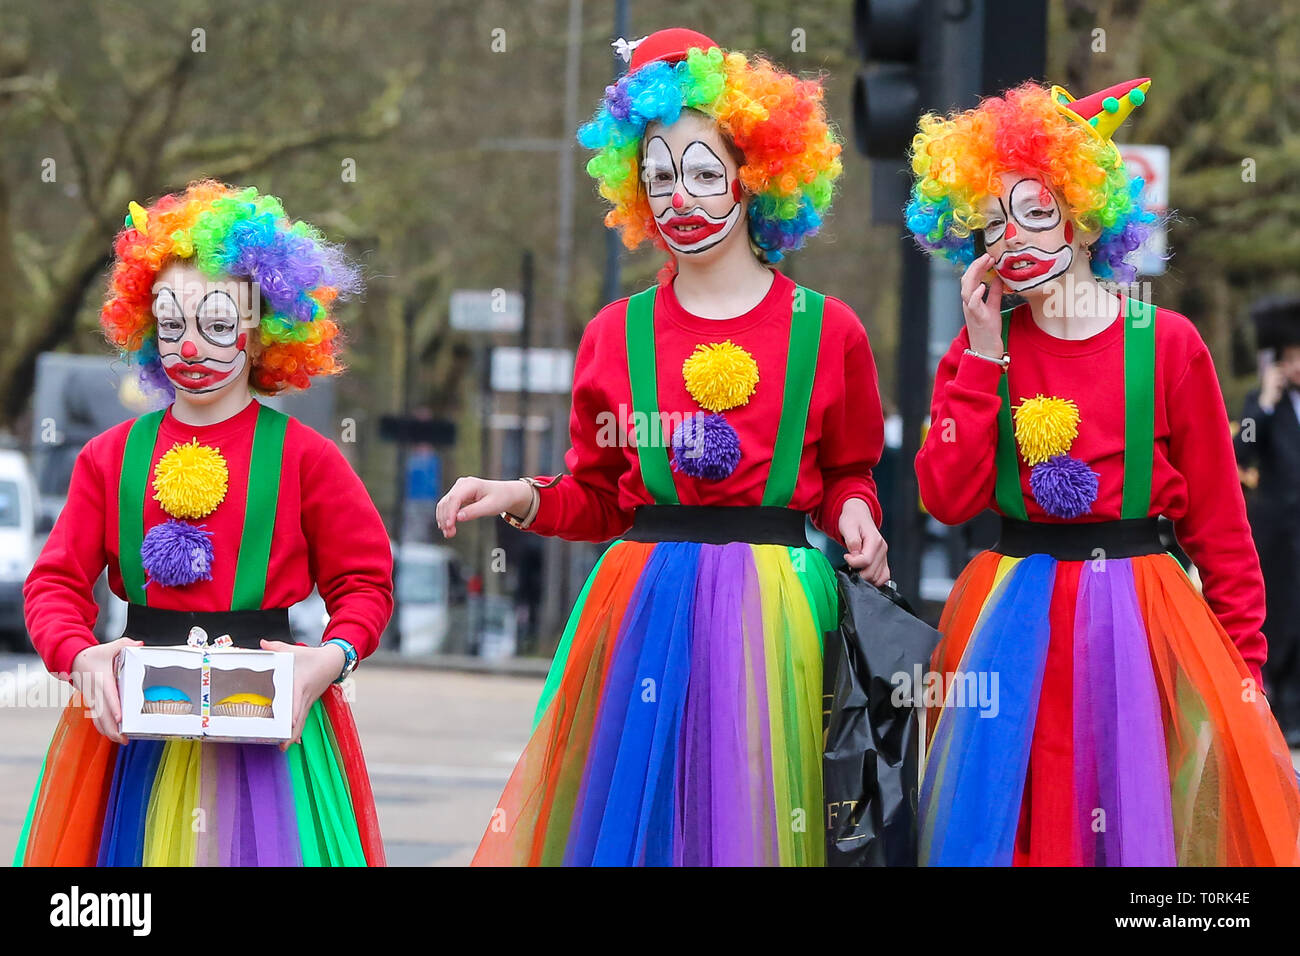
[529,269,884,544]
[25,398,394,677]
[916,299,1268,678]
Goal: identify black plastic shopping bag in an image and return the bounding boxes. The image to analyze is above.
[823,571,940,867]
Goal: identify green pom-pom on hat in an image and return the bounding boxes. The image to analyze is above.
[1102,96,1120,113]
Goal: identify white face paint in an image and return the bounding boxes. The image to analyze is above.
[153,260,256,397]
[980,173,1078,292]
[642,112,745,256]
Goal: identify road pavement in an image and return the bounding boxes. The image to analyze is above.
[0,654,540,866]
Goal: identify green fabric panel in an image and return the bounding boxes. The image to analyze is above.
[763,286,825,507]
[1121,296,1157,519]
[787,544,838,656]
[291,699,366,866]
[625,286,678,505]
[533,545,611,730]
[118,409,166,605]
[994,311,1029,519]
[230,404,289,611]
[11,753,46,865]
[286,738,322,866]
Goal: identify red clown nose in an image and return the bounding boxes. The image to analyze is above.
[181,340,198,358]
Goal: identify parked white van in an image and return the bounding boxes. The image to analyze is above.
[0,449,39,646]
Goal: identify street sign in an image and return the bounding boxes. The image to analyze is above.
[450,289,524,333]
[490,347,574,394]
[1119,144,1169,277]
[406,451,441,501]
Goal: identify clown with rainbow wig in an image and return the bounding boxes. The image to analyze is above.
[15,180,393,866]
[438,28,889,866]
[909,80,1300,865]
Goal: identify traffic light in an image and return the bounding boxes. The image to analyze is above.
[852,0,1049,164]
[849,0,1047,612]
[851,0,933,161]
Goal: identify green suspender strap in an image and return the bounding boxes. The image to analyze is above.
[117,402,289,609]
[626,285,679,505]
[230,404,289,610]
[118,409,167,604]
[1121,296,1157,519]
[994,297,1157,518]
[762,285,825,506]
[625,283,825,508]
[994,310,1029,519]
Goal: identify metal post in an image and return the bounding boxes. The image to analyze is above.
[601,0,630,307]
[516,250,536,650]
[517,251,534,479]
[539,0,584,643]
[891,239,932,603]
[390,304,415,650]
[475,338,493,656]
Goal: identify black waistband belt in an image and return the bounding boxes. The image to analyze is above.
[123,605,293,649]
[624,506,809,547]
[993,517,1167,561]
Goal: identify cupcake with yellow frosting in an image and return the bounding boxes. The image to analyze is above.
[212,692,273,718]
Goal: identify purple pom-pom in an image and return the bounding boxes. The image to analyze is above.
[1030,454,1099,519]
[671,412,741,481]
[141,520,214,588]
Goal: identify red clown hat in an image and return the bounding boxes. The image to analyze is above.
[616,28,719,72]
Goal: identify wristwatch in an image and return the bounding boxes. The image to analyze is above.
[324,637,358,684]
[501,476,547,530]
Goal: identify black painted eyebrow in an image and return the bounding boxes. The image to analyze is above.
[643,136,677,174]
[155,288,184,314]
[197,289,240,316]
[1009,178,1054,207]
[682,141,726,169]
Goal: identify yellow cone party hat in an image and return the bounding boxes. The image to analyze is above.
[1051,77,1150,157]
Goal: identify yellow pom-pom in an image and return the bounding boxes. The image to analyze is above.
[1013,395,1081,465]
[682,341,759,412]
[152,440,229,519]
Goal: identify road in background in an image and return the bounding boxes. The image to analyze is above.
[0,655,539,867]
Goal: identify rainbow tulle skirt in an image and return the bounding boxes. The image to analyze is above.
[473,538,838,866]
[921,550,1300,865]
[13,685,384,866]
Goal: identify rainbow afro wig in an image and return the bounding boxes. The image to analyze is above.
[577,31,843,276]
[905,81,1157,283]
[101,179,363,402]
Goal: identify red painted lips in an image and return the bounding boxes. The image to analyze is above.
[164,362,236,390]
[995,252,1057,281]
[659,215,727,245]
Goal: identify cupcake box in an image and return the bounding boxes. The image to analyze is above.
[117,642,293,744]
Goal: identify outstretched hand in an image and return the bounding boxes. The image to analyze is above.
[436,477,533,538]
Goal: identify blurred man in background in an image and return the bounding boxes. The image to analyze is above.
[1237,295,1300,745]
